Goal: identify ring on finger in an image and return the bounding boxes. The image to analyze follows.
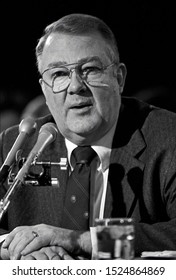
[32,231,39,238]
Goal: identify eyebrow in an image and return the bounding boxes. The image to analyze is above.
[46,56,101,69]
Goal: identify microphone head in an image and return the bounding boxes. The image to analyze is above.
[39,122,58,141]
[19,117,37,135]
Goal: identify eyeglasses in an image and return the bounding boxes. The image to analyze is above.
[41,61,116,94]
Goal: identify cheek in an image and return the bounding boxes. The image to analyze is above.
[45,93,64,118]
[45,95,55,110]
[95,88,120,121]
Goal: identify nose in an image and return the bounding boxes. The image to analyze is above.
[67,70,86,94]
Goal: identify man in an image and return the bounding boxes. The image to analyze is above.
[1,13,176,260]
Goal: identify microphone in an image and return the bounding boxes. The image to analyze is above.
[0,117,37,184]
[14,122,58,183]
[0,122,58,220]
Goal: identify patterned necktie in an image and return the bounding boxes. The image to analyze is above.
[62,146,97,230]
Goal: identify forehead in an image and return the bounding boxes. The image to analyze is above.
[39,33,112,71]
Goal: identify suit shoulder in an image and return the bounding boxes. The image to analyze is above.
[145,106,176,130]
[142,106,176,146]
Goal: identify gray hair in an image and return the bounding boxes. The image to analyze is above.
[36,13,120,72]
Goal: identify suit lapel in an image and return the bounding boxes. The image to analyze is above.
[104,98,150,218]
[104,129,146,218]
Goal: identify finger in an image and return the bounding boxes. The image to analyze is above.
[21,227,52,256]
[62,254,74,260]
[20,254,36,260]
[8,231,38,260]
[0,246,10,260]
[40,247,61,260]
[55,247,74,260]
[21,236,43,256]
[31,252,48,260]
[51,255,61,260]
[2,226,27,248]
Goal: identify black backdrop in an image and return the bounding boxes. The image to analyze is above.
[1,0,176,112]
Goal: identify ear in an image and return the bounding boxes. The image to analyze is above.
[39,78,46,94]
[39,79,49,109]
[116,63,127,94]
[39,78,43,87]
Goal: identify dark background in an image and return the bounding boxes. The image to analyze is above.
[1,0,176,117]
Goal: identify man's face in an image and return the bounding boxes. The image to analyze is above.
[39,32,126,145]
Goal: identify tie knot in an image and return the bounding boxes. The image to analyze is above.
[72,146,97,165]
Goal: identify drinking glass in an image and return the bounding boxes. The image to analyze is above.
[94,218,135,259]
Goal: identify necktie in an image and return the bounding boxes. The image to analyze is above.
[62,146,97,230]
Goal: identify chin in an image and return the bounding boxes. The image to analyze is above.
[72,128,94,137]
[68,118,99,133]
[73,122,101,134]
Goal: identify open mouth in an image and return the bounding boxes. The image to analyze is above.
[74,104,91,109]
[71,102,92,110]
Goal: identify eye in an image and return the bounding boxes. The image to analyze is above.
[82,65,102,76]
[51,68,69,79]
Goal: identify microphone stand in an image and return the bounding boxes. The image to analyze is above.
[0,146,44,221]
[0,178,23,221]
[0,122,58,221]
[0,152,34,221]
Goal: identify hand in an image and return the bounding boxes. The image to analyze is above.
[20,246,74,260]
[2,224,92,260]
[0,244,10,260]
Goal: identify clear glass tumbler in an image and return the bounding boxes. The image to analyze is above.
[94,218,135,260]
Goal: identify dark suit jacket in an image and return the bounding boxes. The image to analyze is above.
[1,97,176,256]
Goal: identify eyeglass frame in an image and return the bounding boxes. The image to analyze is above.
[40,60,117,94]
